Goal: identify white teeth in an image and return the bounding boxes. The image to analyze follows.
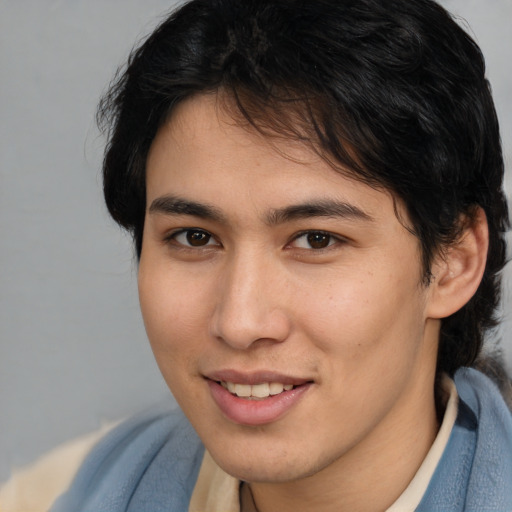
[269,382,284,395]
[234,383,251,397]
[251,383,270,398]
[221,381,295,398]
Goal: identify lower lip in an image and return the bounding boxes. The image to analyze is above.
[207,380,311,426]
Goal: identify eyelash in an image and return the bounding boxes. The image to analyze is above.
[288,230,344,251]
[164,228,346,252]
[164,228,219,248]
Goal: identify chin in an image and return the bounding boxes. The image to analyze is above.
[209,445,330,484]
[222,462,306,484]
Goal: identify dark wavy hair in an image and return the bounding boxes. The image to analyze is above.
[98,0,509,377]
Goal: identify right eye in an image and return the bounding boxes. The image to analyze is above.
[169,229,219,248]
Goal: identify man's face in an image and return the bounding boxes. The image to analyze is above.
[139,94,440,483]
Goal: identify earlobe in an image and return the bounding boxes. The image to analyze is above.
[427,208,489,319]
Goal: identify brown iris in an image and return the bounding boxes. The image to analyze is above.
[307,232,331,249]
[186,230,211,246]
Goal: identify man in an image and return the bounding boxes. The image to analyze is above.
[5,0,512,510]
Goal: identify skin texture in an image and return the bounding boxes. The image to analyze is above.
[138,94,488,512]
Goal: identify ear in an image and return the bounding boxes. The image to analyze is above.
[427,207,489,319]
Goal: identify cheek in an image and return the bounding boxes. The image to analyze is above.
[138,262,213,359]
[138,268,215,406]
[299,272,431,423]
[297,262,427,362]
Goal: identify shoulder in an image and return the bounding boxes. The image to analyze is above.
[418,368,512,511]
[51,403,204,512]
[455,368,512,507]
[0,403,204,512]
[0,422,116,512]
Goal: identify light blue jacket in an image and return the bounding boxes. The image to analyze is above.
[51,368,512,511]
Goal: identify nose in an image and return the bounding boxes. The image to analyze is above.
[209,250,292,350]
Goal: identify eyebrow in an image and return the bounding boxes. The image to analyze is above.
[149,195,373,225]
[266,199,373,225]
[149,195,226,223]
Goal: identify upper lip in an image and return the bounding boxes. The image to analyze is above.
[205,369,311,386]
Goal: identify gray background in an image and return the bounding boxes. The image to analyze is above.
[1,0,511,483]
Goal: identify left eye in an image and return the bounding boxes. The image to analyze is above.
[172,229,218,247]
[292,231,337,250]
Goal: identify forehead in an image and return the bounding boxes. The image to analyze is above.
[146,94,406,226]
[150,93,328,171]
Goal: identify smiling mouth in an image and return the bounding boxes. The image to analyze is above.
[207,377,313,425]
